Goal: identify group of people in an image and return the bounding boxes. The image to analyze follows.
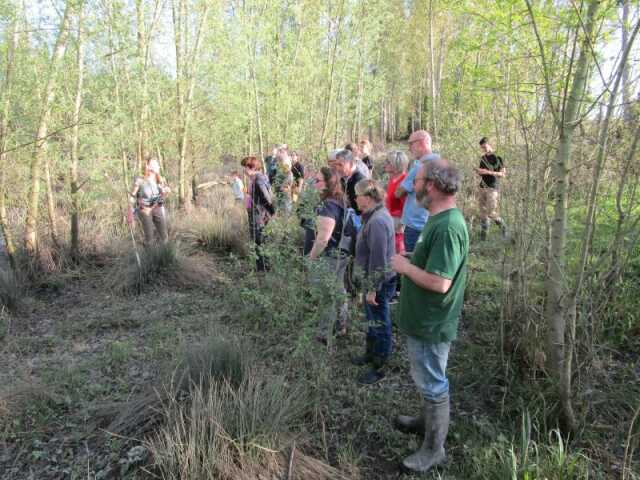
[235,131,510,474]
[128,133,508,474]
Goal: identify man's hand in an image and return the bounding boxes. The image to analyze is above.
[390,254,411,275]
[365,291,378,306]
[476,168,491,176]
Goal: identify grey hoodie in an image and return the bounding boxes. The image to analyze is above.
[355,204,396,291]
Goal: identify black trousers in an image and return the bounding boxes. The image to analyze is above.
[248,220,267,272]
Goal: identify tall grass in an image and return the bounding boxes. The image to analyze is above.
[103,241,215,295]
[470,412,592,479]
[148,371,308,479]
[177,206,249,256]
[105,335,251,438]
[103,335,345,479]
[175,187,249,257]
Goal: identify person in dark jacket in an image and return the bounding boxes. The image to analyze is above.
[243,156,275,272]
[334,149,366,216]
[352,178,396,384]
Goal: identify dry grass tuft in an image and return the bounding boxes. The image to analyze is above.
[100,335,346,479]
[104,336,251,439]
[147,370,343,480]
[175,187,249,257]
[103,242,216,295]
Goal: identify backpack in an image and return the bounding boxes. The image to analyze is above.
[338,207,360,255]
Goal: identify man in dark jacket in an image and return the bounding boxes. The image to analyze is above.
[334,149,366,216]
[477,137,507,239]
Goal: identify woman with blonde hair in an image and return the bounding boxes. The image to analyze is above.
[129,157,170,246]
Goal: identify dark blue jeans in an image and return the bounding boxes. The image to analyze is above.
[404,226,422,253]
[364,277,397,364]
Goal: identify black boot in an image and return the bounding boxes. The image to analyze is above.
[480,220,489,241]
[351,336,374,366]
[357,356,385,385]
[394,413,425,435]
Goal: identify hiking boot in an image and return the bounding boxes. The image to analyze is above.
[401,396,449,473]
[351,337,374,366]
[351,354,371,366]
[394,414,425,435]
[358,368,385,385]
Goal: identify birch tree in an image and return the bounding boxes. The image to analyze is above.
[24,1,73,256]
[526,0,601,433]
[70,1,85,259]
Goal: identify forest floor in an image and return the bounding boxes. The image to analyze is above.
[0,214,638,479]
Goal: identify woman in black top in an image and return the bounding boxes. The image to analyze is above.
[304,166,350,344]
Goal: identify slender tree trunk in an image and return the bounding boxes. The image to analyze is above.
[611,123,640,270]
[106,1,131,192]
[43,152,60,248]
[135,0,147,171]
[188,5,209,206]
[249,54,264,157]
[70,3,85,259]
[173,0,187,207]
[173,0,209,208]
[318,0,345,150]
[24,1,72,255]
[541,0,600,434]
[427,0,437,138]
[621,0,632,123]
[0,19,19,270]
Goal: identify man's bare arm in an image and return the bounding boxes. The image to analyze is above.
[390,254,451,294]
[476,168,506,178]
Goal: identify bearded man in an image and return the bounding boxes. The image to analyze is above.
[390,159,469,474]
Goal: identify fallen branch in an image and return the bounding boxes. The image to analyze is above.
[196,180,229,190]
[0,121,93,155]
[286,441,296,480]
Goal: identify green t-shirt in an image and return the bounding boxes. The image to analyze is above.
[398,207,469,343]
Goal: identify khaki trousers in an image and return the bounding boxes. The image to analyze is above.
[138,205,169,246]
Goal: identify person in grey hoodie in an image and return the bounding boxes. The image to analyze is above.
[352,178,396,384]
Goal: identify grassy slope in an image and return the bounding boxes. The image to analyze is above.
[0,224,638,479]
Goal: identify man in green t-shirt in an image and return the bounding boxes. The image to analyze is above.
[390,159,469,473]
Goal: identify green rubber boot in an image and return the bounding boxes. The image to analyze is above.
[402,396,449,473]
